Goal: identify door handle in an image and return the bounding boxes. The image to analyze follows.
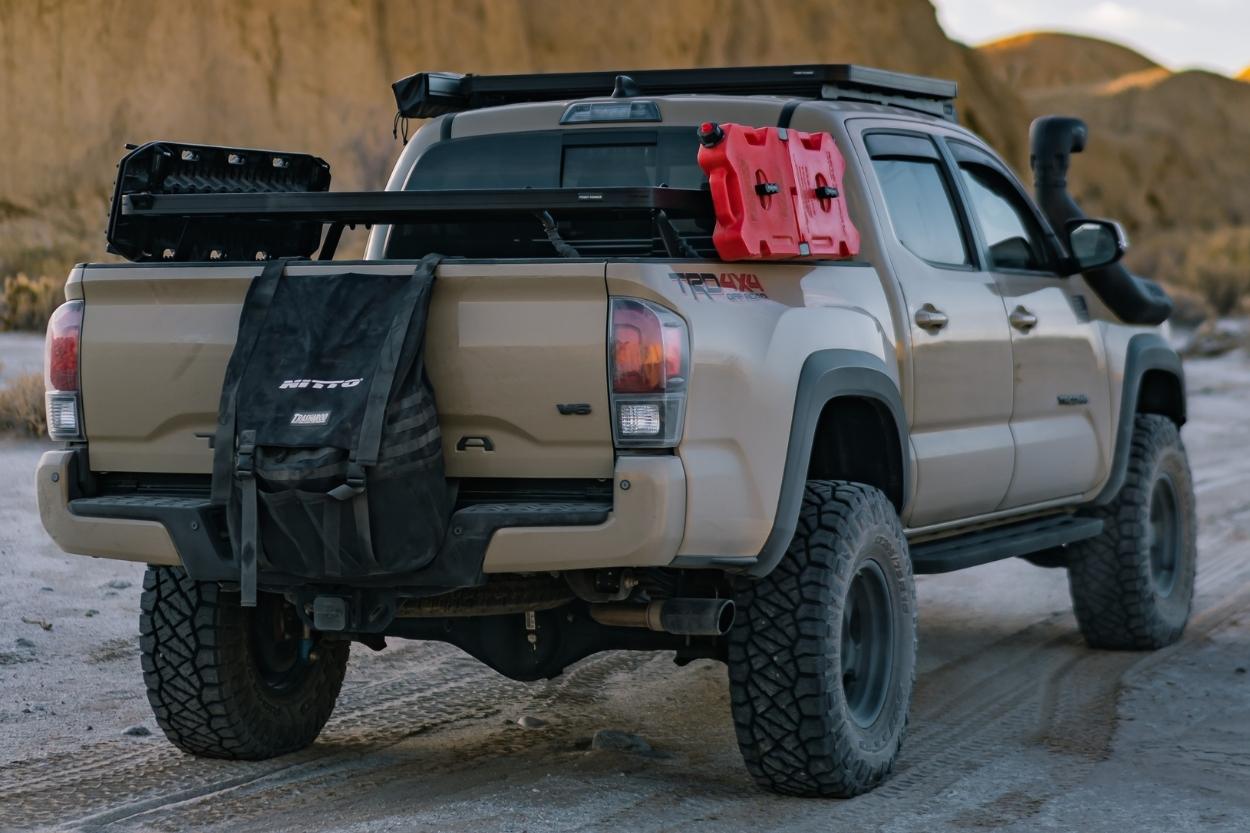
[1009,305,1039,332]
[914,304,949,333]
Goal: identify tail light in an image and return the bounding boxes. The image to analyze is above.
[44,300,84,441]
[609,298,689,448]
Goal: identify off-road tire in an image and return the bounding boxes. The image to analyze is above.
[139,566,349,759]
[1067,414,1196,650]
[728,481,917,798]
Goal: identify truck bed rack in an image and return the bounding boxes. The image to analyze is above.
[121,187,711,223]
[108,140,717,262]
[393,65,958,122]
[116,186,711,262]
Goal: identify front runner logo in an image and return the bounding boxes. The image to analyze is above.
[290,411,331,426]
[278,378,363,390]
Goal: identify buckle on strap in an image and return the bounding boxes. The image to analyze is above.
[235,431,256,480]
[327,462,366,501]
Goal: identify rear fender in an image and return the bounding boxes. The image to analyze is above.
[747,350,909,577]
[607,261,902,568]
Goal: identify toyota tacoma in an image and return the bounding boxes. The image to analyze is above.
[36,64,1192,797]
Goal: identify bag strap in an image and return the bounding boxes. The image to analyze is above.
[210,257,293,504]
[356,253,443,468]
[236,429,261,607]
[212,258,290,607]
[326,254,442,566]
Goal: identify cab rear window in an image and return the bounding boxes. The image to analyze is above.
[385,129,711,259]
[404,129,704,190]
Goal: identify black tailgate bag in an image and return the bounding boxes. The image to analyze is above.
[211,254,452,604]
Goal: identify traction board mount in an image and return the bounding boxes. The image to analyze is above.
[697,122,860,261]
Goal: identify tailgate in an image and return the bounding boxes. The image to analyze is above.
[78,260,613,478]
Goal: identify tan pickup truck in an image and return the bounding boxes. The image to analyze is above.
[36,65,1193,797]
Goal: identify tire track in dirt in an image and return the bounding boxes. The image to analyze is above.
[816,500,1250,831]
[7,647,647,831]
[16,498,1247,833]
[5,360,1246,833]
[107,654,659,832]
[97,609,1102,833]
[2,646,511,829]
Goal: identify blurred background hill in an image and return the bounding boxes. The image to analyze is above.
[980,31,1250,317]
[1,0,1247,320]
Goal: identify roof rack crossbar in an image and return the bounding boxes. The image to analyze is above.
[392,65,958,123]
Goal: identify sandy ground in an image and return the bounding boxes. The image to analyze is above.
[0,343,1247,833]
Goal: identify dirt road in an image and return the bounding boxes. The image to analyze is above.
[1,349,1248,833]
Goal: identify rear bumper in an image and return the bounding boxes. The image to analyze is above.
[36,449,686,580]
[483,455,686,572]
[36,449,182,566]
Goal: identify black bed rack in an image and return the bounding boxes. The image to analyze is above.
[393,64,958,122]
[116,187,713,262]
[106,140,714,262]
[120,187,711,223]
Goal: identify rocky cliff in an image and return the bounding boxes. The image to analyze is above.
[0,0,1024,272]
[1,1,1245,308]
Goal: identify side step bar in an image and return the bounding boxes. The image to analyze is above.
[909,514,1103,575]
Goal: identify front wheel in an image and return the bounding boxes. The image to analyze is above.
[1067,414,1197,650]
[728,481,917,797]
[139,566,349,759]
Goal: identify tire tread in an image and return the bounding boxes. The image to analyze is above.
[1067,414,1196,650]
[139,566,348,759]
[728,481,916,797]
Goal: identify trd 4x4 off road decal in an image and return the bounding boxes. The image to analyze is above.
[668,272,768,301]
[278,378,364,390]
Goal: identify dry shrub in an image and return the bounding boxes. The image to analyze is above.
[1157,282,1214,329]
[0,373,46,437]
[2,274,64,331]
[1130,226,1250,316]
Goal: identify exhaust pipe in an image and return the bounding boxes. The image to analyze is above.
[589,598,735,636]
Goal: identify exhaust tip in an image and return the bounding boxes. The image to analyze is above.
[588,598,736,636]
[659,598,735,637]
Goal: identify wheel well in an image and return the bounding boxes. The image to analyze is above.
[1137,369,1185,426]
[807,396,905,511]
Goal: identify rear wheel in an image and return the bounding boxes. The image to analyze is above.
[1067,415,1196,649]
[139,566,349,759]
[728,481,916,797]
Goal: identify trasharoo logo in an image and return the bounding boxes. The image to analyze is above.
[279,378,363,390]
[290,411,331,426]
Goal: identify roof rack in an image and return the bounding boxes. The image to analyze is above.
[392,65,958,123]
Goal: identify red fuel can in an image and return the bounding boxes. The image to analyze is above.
[697,123,803,260]
[788,130,860,259]
[697,122,860,261]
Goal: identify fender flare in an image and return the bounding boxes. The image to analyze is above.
[1093,332,1186,505]
[747,349,909,577]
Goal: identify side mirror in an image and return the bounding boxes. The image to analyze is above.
[1065,218,1127,273]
